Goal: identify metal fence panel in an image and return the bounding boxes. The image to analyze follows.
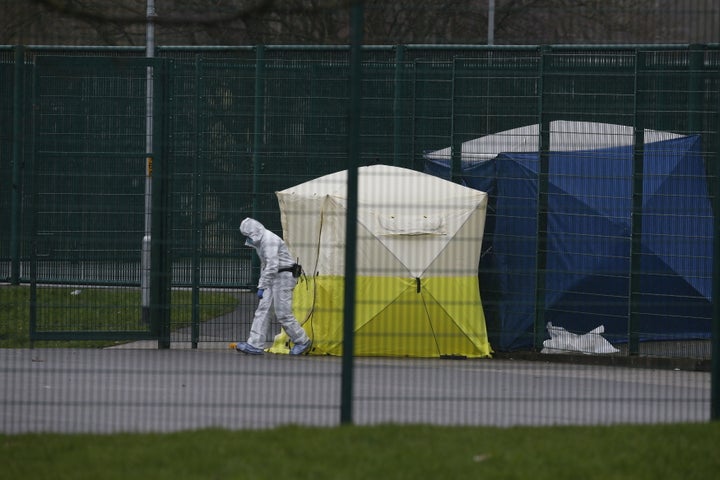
[0,45,717,432]
[29,56,159,341]
[1,45,715,354]
[0,47,15,282]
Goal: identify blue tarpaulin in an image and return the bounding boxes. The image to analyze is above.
[425,121,713,351]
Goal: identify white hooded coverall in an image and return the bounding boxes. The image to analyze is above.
[239,218,310,350]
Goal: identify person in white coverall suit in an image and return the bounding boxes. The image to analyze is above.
[234,217,313,356]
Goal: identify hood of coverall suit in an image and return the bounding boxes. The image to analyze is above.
[240,218,266,246]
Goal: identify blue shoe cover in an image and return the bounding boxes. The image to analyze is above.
[290,339,312,356]
[236,342,264,355]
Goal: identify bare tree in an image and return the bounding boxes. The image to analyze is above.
[0,0,716,46]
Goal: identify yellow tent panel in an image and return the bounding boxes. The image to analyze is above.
[269,274,490,357]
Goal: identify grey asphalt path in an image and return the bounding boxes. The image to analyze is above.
[0,347,710,434]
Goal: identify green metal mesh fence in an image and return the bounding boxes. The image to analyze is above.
[2,45,718,349]
[0,48,14,281]
[0,45,717,433]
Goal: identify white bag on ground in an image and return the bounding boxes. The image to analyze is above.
[541,322,619,355]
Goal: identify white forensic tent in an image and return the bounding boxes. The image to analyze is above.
[269,164,492,358]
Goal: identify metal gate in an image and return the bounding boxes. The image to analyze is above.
[29,56,170,344]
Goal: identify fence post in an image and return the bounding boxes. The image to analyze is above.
[252,44,265,215]
[341,1,363,426]
[628,49,645,356]
[250,44,265,287]
[191,55,203,348]
[534,46,550,351]
[688,45,703,135]
[410,58,417,170]
[393,44,405,167]
[712,65,720,421]
[10,45,24,284]
[149,58,172,349]
[450,59,462,185]
[28,56,39,344]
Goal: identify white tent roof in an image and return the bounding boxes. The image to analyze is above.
[424,120,684,163]
[277,164,487,277]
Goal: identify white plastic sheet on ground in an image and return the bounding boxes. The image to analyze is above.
[541,322,619,355]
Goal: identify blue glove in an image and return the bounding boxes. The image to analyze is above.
[257,288,264,299]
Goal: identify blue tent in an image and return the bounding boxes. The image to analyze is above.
[425,121,713,350]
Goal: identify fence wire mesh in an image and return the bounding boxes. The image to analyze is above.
[0,44,717,432]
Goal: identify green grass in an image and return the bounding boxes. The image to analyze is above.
[0,285,238,348]
[1,423,719,479]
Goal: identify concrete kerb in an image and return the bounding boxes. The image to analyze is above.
[108,339,712,372]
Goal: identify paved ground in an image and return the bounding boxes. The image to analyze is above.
[0,346,710,434]
[1,290,712,434]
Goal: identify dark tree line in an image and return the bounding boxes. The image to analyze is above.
[1,0,717,46]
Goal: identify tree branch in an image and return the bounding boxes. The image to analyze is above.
[29,0,348,26]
